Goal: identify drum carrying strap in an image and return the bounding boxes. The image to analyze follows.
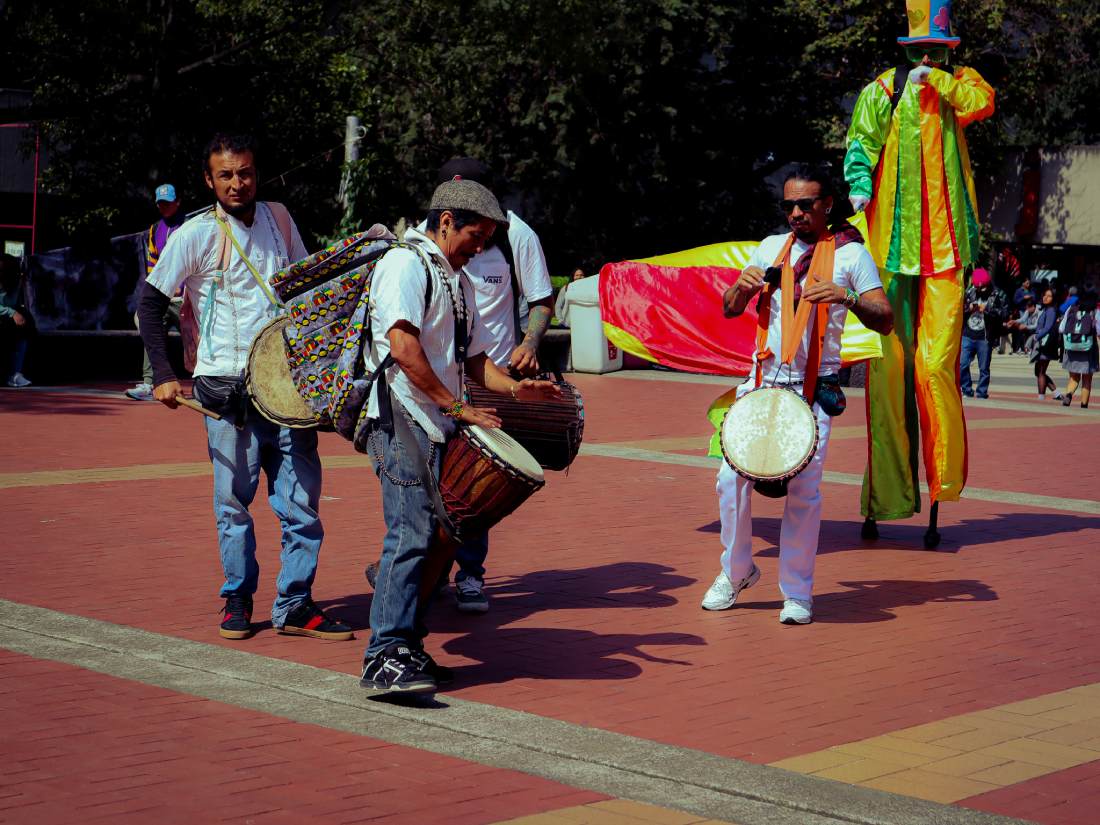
[752,232,835,406]
[380,386,459,542]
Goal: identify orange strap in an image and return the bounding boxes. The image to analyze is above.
[753,233,835,405]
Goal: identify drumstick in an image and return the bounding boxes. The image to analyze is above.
[176,396,223,420]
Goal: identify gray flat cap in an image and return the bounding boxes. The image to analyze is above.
[429,178,509,227]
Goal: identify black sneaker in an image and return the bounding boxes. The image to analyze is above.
[409,647,454,685]
[276,599,354,641]
[220,593,253,640]
[455,576,489,614]
[360,644,437,694]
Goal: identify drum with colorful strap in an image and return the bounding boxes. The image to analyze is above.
[463,379,584,471]
[720,385,818,498]
[245,316,320,429]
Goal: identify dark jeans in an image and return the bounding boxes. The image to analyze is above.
[960,336,991,397]
[365,416,440,658]
[455,532,489,582]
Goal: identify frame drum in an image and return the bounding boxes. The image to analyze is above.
[720,385,818,485]
[245,316,319,429]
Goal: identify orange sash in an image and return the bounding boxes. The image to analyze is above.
[752,233,835,405]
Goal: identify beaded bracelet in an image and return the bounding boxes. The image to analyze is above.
[442,399,464,419]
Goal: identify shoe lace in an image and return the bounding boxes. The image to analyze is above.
[222,594,251,617]
[456,578,483,596]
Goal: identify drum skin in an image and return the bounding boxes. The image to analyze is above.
[463,380,585,471]
[438,425,545,541]
[246,316,319,429]
[720,386,818,483]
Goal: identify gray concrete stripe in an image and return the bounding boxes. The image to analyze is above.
[599,370,1096,417]
[0,600,1028,825]
[579,444,1100,516]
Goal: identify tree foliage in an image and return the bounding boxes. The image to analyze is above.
[3,0,1098,267]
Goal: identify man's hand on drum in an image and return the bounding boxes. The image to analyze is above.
[153,380,183,409]
[508,342,540,376]
[801,281,848,305]
[512,378,563,403]
[460,403,503,429]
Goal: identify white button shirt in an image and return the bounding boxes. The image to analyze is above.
[364,228,490,443]
[146,202,307,377]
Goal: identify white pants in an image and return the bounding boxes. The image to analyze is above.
[715,383,834,601]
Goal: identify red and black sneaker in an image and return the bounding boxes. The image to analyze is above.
[276,599,354,641]
[220,593,253,640]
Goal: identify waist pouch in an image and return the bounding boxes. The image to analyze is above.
[815,374,846,417]
[193,375,250,429]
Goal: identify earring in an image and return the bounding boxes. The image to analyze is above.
[826,207,832,214]
[442,229,448,239]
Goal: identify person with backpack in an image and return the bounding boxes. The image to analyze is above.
[138,132,353,643]
[432,157,554,614]
[1032,286,1063,400]
[358,178,562,693]
[125,183,187,402]
[843,0,994,546]
[1059,291,1098,408]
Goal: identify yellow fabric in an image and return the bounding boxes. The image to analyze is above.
[602,323,658,364]
[638,240,758,269]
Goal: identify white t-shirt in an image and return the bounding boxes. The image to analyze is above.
[748,233,882,383]
[364,228,491,443]
[420,211,552,366]
[146,202,307,378]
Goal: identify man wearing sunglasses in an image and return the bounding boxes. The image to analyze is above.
[843,0,994,547]
[703,166,893,625]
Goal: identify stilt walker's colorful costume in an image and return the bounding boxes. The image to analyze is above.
[844,0,994,520]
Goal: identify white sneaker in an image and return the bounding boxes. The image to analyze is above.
[780,598,813,625]
[125,382,155,401]
[6,372,31,388]
[701,564,761,611]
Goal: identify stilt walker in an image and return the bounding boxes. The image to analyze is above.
[844,0,994,547]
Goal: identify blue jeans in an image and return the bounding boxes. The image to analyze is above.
[365,417,441,658]
[959,336,991,397]
[455,533,489,582]
[204,413,323,625]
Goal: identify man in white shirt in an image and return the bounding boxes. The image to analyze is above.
[433,158,555,614]
[139,133,353,643]
[359,178,562,694]
[701,166,893,624]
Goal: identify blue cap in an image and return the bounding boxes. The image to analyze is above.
[155,184,177,203]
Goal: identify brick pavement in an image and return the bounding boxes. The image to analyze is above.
[2,368,1098,824]
[0,649,606,825]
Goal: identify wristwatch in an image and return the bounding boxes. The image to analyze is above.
[843,288,859,310]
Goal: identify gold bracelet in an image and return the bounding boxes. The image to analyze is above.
[510,384,518,400]
[442,399,464,419]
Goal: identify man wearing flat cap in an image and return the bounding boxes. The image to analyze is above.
[359,178,561,694]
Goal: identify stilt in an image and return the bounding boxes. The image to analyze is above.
[923,500,941,549]
[861,517,879,540]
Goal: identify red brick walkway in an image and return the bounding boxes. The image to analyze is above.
[2,374,1098,823]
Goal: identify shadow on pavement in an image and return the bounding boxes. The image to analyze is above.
[326,562,705,688]
[0,388,129,416]
[697,512,1100,555]
[734,578,998,624]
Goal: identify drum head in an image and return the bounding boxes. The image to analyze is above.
[464,424,545,484]
[246,317,318,429]
[720,386,818,481]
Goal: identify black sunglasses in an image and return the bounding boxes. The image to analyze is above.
[780,197,824,214]
[906,45,949,64]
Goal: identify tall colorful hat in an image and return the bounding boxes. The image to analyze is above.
[898,0,961,47]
